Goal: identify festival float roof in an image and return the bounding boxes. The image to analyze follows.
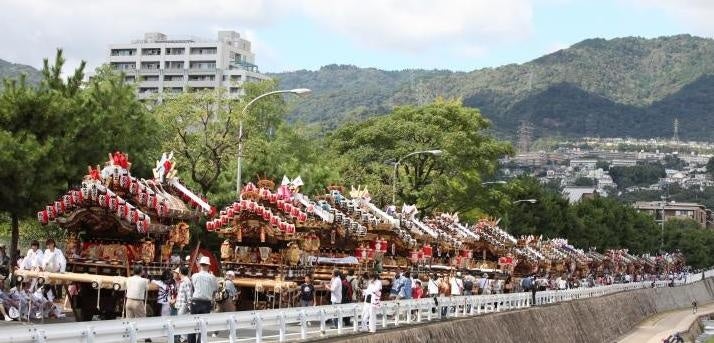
[37,151,214,237]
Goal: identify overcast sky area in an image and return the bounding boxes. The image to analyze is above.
[1,0,713,74]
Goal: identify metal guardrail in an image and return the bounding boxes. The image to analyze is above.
[6,271,713,343]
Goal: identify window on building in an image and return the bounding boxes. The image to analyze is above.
[142,48,161,56]
[138,87,158,94]
[188,75,216,81]
[189,61,216,70]
[141,75,159,82]
[190,47,217,55]
[166,87,184,93]
[141,62,160,70]
[111,49,136,56]
[163,75,184,81]
[111,62,136,70]
[125,76,135,82]
[229,87,241,94]
[165,48,185,55]
[165,61,184,69]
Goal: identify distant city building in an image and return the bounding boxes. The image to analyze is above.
[611,159,638,167]
[106,31,268,99]
[562,187,598,204]
[569,159,597,170]
[633,201,711,229]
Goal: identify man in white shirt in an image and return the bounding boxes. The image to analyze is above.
[326,270,342,329]
[22,240,43,270]
[41,239,66,273]
[125,265,148,318]
[450,272,463,296]
[189,256,217,343]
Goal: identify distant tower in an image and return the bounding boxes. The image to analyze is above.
[672,118,679,144]
[517,121,534,153]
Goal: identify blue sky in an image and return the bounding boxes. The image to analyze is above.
[0,0,711,73]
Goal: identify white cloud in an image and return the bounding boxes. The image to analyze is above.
[0,0,535,72]
[625,0,714,36]
[300,0,533,52]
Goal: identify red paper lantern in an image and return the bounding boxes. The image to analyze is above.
[109,196,118,211]
[54,201,64,215]
[129,181,139,194]
[286,224,295,234]
[232,202,240,212]
[248,201,256,211]
[129,208,138,223]
[279,221,287,232]
[270,215,278,226]
[290,207,299,217]
[269,193,278,203]
[37,210,49,224]
[277,199,284,211]
[409,250,420,263]
[262,209,271,221]
[206,221,214,231]
[147,194,156,208]
[298,212,308,222]
[98,195,107,208]
[117,204,126,219]
[307,204,314,213]
[120,175,130,188]
[421,244,433,257]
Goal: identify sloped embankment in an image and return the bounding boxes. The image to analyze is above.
[326,279,714,343]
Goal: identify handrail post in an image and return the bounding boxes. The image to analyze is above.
[320,309,327,335]
[353,305,359,332]
[337,307,344,334]
[199,318,208,343]
[381,305,388,328]
[85,325,95,343]
[254,313,263,343]
[127,322,137,343]
[300,309,307,340]
[164,321,174,343]
[228,315,238,343]
[278,311,286,342]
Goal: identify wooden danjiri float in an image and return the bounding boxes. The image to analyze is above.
[16,151,214,320]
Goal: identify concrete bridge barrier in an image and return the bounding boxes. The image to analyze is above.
[327,278,714,343]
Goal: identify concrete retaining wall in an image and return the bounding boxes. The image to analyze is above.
[325,279,714,343]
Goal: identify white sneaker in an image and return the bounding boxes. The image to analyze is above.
[4,316,12,322]
[211,333,217,338]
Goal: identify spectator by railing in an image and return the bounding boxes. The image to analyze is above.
[6,269,714,343]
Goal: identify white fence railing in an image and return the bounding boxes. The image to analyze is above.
[6,270,714,343]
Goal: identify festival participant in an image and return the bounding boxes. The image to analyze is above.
[188,256,217,343]
[0,245,9,290]
[151,269,174,317]
[298,275,316,307]
[412,279,424,299]
[21,240,43,270]
[360,272,381,333]
[0,288,17,321]
[41,239,66,273]
[217,271,238,313]
[125,265,149,318]
[398,271,412,300]
[174,266,192,316]
[325,270,342,329]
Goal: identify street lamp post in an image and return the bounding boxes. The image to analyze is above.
[392,149,443,205]
[660,195,668,252]
[482,181,507,186]
[236,88,311,197]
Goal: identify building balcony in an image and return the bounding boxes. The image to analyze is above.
[139,68,161,74]
[109,55,138,63]
[188,68,217,74]
[163,80,186,88]
[137,80,160,87]
[187,80,217,88]
[163,68,185,74]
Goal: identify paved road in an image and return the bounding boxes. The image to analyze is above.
[618,303,714,343]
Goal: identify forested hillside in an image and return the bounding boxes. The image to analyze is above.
[272,35,714,140]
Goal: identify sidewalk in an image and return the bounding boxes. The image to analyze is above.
[618,303,714,343]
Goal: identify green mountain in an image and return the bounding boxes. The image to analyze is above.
[272,35,714,140]
[0,58,41,85]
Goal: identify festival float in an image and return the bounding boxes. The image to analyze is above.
[18,151,214,320]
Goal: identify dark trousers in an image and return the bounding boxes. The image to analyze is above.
[187,299,212,343]
[531,288,537,305]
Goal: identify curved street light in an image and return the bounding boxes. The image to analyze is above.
[236,88,312,196]
[392,149,443,204]
[513,199,537,205]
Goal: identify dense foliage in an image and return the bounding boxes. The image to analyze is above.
[609,164,666,189]
[0,50,158,261]
[329,99,513,218]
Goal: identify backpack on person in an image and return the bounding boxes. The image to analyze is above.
[521,277,533,291]
[341,278,353,303]
[463,279,474,291]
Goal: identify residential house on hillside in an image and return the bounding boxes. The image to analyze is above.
[633,201,712,229]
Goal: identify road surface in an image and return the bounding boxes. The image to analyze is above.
[618,303,714,343]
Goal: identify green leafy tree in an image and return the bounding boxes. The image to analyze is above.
[153,88,243,195]
[0,50,157,262]
[663,218,714,269]
[329,98,512,218]
[610,164,666,189]
[573,177,597,187]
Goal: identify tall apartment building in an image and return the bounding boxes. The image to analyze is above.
[633,201,712,228]
[107,31,269,98]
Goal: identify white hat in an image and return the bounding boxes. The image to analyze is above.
[198,256,211,265]
[456,271,462,277]
[226,271,235,277]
